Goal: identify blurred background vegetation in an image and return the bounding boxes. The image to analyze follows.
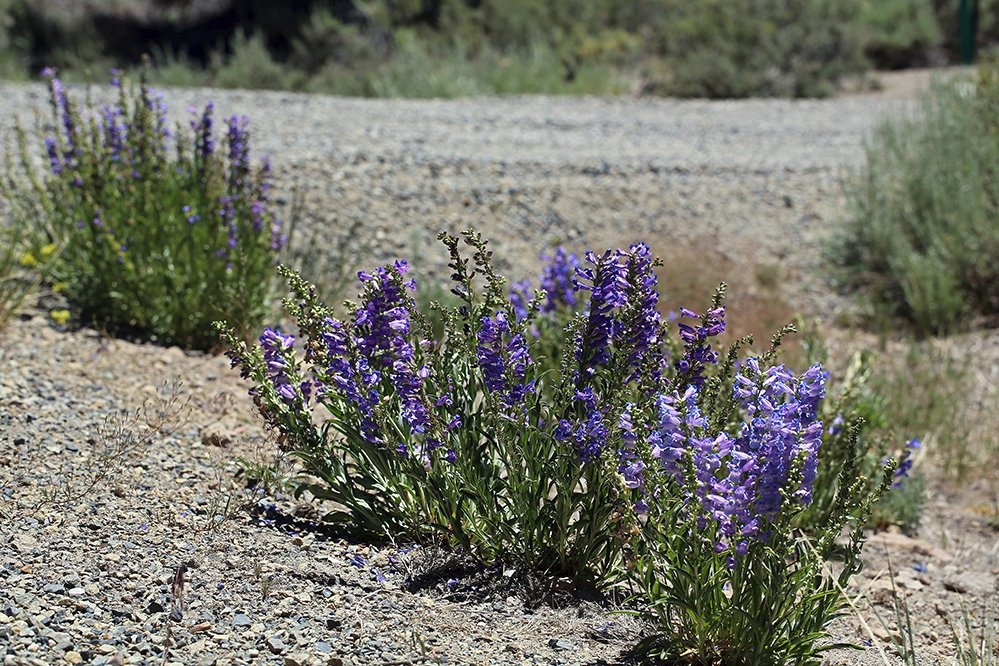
[0,0,996,98]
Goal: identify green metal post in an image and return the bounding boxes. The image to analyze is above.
[959,0,978,65]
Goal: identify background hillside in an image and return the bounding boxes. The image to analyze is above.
[1,0,996,97]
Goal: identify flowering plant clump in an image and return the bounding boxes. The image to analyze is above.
[220,230,896,660]
[3,67,284,349]
[220,231,653,586]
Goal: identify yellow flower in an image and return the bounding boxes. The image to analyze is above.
[19,252,36,267]
[40,243,58,257]
[52,281,69,293]
[49,309,70,326]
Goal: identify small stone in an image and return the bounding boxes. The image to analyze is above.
[267,635,287,654]
[65,652,83,665]
[67,588,85,598]
[314,641,332,654]
[548,638,575,651]
[232,613,252,627]
[42,583,65,595]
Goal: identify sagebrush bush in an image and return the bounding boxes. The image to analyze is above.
[646,0,865,98]
[222,231,897,662]
[3,68,285,349]
[833,62,999,336]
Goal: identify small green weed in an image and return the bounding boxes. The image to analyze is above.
[948,578,999,666]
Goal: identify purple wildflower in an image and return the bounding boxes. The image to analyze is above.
[476,311,535,409]
[182,204,200,225]
[251,200,265,232]
[44,137,62,175]
[617,405,646,491]
[618,243,662,378]
[892,437,920,488]
[539,247,581,312]
[101,104,127,162]
[674,304,726,388]
[321,318,383,445]
[193,102,215,162]
[226,115,250,188]
[259,328,303,406]
[555,407,609,464]
[510,279,531,322]
[573,249,628,380]
[43,69,76,160]
[650,361,828,558]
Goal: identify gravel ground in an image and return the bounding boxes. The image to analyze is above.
[2,69,998,665]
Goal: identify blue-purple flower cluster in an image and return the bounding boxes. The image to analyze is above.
[318,261,454,460]
[647,359,828,559]
[674,305,726,388]
[259,328,312,405]
[476,311,535,410]
[511,247,581,321]
[573,243,663,383]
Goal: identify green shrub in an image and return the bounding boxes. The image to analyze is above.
[212,31,305,92]
[3,68,285,349]
[833,62,999,336]
[857,0,942,68]
[646,0,866,98]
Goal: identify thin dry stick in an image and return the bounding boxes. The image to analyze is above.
[161,560,195,666]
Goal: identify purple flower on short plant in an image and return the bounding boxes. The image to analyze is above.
[193,102,215,162]
[226,115,250,188]
[476,310,535,409]
[573,249,628,380]
[43,69,77,160]
[892,437,920,488]
[100,104,127,162]
[260,328,307,406]
[44,137,62,175]
[674,304,726,388]
[556,405,609,464]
